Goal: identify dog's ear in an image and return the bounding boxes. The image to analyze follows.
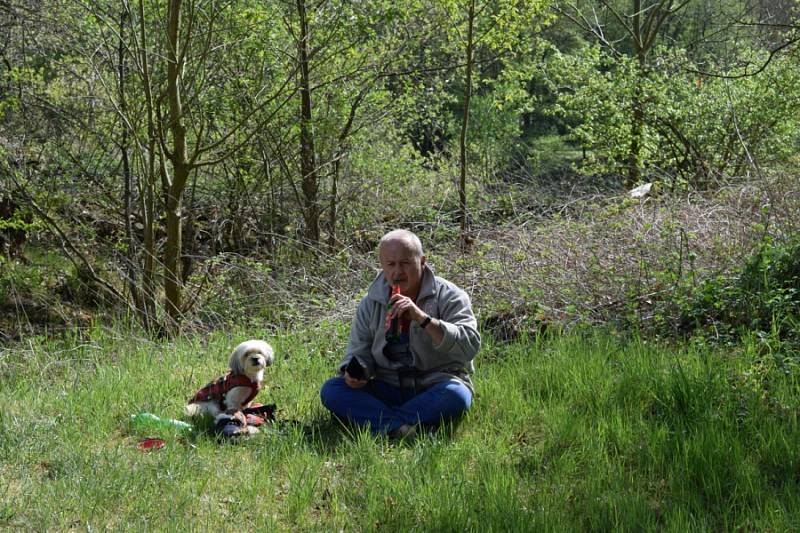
[229,345,245,375]
[262,343,275,366]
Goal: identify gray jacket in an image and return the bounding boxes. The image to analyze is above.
[340,265,481,391]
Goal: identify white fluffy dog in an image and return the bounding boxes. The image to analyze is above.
[186,340,274,425]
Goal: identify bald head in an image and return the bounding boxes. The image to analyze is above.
[378,229,424,259]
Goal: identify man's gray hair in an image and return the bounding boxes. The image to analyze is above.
[378,229,424,257]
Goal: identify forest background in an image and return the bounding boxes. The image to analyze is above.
[1,0,799,341]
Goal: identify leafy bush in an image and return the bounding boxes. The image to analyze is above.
[548,45,800,186]
[678,237,800,348]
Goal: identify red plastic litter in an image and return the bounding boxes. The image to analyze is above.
[137,438,166,451]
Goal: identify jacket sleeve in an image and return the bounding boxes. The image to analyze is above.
[433,286,481,363]
[339,295,377,378]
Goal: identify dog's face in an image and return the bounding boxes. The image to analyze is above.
[230,339,274,382]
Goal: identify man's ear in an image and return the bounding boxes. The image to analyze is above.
[420,255,427,268]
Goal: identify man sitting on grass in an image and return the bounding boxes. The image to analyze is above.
[320,229,481,439]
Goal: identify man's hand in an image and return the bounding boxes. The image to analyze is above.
[387,292,445,345]
[344,371,368,389]
[386,292,426,326]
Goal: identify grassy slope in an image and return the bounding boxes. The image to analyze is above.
[1,325,799,531]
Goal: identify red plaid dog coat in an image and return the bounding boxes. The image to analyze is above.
[188,373,261,411]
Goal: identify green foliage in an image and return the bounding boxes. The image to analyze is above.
[678,237,800,348]
[655,49,800,184]
[4,0,800,339]
[549,44,800,185]
[459,69,534,181]
[525,133,581,176]
[344,127,452,228]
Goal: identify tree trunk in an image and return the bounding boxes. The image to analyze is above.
[163,0,191,331]
[163,186,184,327]
[458,0,476,247]
[296,0,319,243]
[136,0,158,331]
[628,74,644,187]
[118,8,144,317]
[328,157,339,251]
[626,0,644,187]
[141,140,157,328]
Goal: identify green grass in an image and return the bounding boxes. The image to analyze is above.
[1,325,799,531]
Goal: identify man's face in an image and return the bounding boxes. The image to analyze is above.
[379,239,426,297]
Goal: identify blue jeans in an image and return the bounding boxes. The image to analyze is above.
[320,376,472,435]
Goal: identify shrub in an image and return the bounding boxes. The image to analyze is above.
[678,237,800,348]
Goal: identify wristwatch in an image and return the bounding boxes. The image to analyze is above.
[419,315,432,329]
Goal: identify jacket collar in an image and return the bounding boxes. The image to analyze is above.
[367,264,436,303]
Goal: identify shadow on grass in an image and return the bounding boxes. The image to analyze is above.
[156,410,465,453]
[295,414,465,454]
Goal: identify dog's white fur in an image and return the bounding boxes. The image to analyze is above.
[186,339,274,422]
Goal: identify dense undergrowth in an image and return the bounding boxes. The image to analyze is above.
[1,326,798,530]
[3,173,798,352]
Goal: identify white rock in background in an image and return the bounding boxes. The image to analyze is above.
[629,182,652,198]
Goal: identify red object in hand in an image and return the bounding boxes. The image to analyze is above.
[392,284,401,296]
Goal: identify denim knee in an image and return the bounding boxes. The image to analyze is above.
[439,380,473,414]
[319,376,346,408]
